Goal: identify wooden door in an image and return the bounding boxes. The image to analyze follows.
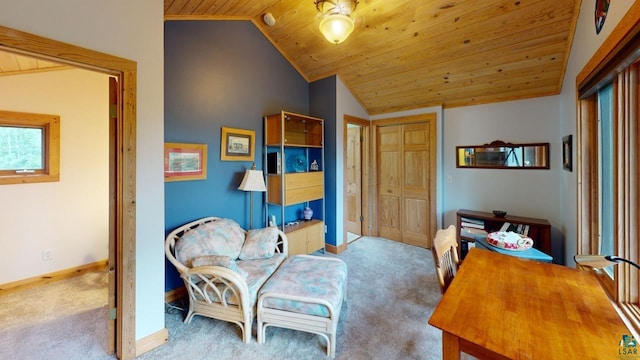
[377,126,402,241]
[377,121,434,248]
[346,126,362,235]
[107,76,117,354]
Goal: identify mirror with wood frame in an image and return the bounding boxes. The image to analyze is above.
[456,140,550,169]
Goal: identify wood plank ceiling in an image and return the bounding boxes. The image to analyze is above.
[0,1,582,116]
[165,0,581,115]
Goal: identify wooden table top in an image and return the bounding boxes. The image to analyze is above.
[428,248,631,359]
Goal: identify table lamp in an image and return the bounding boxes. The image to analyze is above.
[238,163,266,229]
[574,254,640,270]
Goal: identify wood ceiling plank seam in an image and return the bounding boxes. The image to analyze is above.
[248,0,284,23]
[178,0,209,15]
[301,15,576,82]
[315,34,570,88]
[301,27,573,83]
[347,42,568,91]
[363,72,564,101]
[17,55,38,70]
[357,67,565,102]
[291,0,576,69]
[555,0,583,92]
[192,0,220,15]
[442,86,561,109]
[373,74,563,104]
[257,2,324,39]
[249,18,313,83]
[347,32,569,79]
[215,0,249,15]
[0,51,19,72]
[165,0,193,15]
[368,84,560,114]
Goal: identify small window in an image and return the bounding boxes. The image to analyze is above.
[0,110,60,184]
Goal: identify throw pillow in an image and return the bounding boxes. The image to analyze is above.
[238,226,279,260]
[175,218,246,266]
[192,255,248,280]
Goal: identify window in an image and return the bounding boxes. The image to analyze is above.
[597,84,614,277]
[577,5,640,336]
[0,110,60,185]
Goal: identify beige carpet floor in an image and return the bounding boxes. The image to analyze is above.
[0,236,470,360]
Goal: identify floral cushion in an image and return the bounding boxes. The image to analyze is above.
[192,255,248,280]
[175,218,245,266]
[239,226,278,260]
[259,255,348,317]
[193,253,286,306]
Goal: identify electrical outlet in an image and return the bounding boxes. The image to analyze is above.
[42,249,52,261]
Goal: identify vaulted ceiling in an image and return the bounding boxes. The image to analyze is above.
[0,1,582,116]
[165,0,581,115]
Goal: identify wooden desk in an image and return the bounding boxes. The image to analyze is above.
[428,248,631,359]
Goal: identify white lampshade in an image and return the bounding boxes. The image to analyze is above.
[319,14,355,44]
[238,169,266,192]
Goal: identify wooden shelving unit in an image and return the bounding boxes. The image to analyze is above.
[264,111,325,256]
[456,209,552,259]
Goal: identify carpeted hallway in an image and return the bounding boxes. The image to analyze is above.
[0,236,464,360]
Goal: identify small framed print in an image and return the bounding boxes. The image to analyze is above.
[164,143,207,182]
[562,135,572,172]
[221,127,255,161]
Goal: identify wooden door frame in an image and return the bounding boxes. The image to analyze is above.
[371,113,437,244]
[343,115,370,248]
[0,26,137,360]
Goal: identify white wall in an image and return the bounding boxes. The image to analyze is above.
[335,75,369,246]
[0,69,108,284]
[378,2,637,266]
[558,0,634,266]
[0,0,165,341]
[442,96,563,261]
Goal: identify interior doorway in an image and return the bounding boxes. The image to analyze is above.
[0,26,138,360]
[343,115,370,247]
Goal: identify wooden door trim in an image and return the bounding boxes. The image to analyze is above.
[343,115,370,248]
[372,113,437,244]
[0,26,137,360]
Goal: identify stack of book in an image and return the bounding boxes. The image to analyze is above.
[459,217,488,258]
[460,217,488,241]
[499,222,530,236]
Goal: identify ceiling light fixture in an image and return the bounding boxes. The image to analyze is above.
[315,0,358,45]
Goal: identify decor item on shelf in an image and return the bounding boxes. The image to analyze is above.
[492,210,507,217]
[303,206,313,221]
[315,0,359,44]
[286,154,307,173]
[487,231,533,251]
[574,254,640,269]
[238,163,266,229]
[310,159,319,171]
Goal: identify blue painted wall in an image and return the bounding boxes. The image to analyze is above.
[310,76,338,246]
[164,21,310,291]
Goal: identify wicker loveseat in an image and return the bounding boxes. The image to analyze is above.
[165,216,288,343]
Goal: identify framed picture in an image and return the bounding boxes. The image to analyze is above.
[221,127,255,161]
[562,135,572,172]
[164,143,208,182]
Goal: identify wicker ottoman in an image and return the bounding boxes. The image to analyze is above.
[257,255,348,358]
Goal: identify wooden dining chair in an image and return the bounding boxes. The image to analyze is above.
[432,225,460,294]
